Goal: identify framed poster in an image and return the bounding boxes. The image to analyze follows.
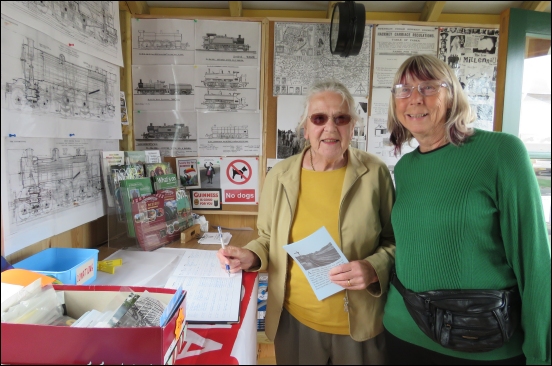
[190,189,222,210]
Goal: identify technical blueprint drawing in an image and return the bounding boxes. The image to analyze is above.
[274,23,372,97]
[132,18,195,65]
[198,111,261,156]
[2,137,118,255]
[1,15,122,139]
[132,65,195,111]
[194,19,261,67]
[194,65,259,112]
[0,1,123,66]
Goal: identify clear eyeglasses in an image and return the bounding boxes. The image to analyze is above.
[391,80,448,99]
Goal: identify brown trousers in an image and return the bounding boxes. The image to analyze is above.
[274,308,387,365]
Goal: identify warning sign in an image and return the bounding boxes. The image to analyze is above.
[220,157,259,205]
[226,159,252,185]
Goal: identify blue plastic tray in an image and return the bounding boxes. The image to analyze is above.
[13,248,99,285]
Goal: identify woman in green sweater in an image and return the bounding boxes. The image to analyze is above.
[383,54,550,365]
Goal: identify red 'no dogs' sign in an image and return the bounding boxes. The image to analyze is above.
[226,159,252,185]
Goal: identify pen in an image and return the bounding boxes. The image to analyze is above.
[218,226,231,277]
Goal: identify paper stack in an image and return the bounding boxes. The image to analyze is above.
[198,232,232,245]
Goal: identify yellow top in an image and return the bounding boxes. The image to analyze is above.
[284,166,348,335]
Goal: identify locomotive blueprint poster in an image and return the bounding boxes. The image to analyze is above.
[197,112,261,156]
[194,65,260,112]
[1,137,118,255]
[194,20,261,67]
[132,18,195,65]
[1,14,122,139]
[132,65,195,111]
[0,1,123,67]
[273,23,372,97]
[438,27,499,131]
[134,110,198,157]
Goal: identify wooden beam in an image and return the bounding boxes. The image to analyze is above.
[493,8,510,132]
[126,1,149,15]
[229,1,243,17]
[327,1,339,19]
[119,10,134,151]
[420,1,446,22]
[119,1,130,11]
[520,1,550,12]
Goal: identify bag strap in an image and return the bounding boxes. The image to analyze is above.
[390,266,408,297]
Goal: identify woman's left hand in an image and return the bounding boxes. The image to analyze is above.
[329,260,379,290]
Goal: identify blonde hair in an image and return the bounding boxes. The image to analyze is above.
[387,54,475,154]
[296,79,359,138]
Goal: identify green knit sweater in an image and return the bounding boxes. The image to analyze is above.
[383,129,551,364]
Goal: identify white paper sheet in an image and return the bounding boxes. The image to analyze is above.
[197,112,261,157]
[1,1,123,67]
[164,249,242,323]
[194,20,261,67]
[282,227,348,301]
[438,26,499,131]
[93,249,183,287]
[132,18,195,65]
[273,23,372,97]
[1,14,122,140]
[2,137,118,256]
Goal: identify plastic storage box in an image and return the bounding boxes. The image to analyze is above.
[13,248,99,285]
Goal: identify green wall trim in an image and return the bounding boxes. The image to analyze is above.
[502,8,551,158]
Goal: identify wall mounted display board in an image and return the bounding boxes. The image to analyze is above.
[0,1,123,66]
[131,18,262,159]
[438,26,500,131]
[273,22,372,97]
[3,138,118,255]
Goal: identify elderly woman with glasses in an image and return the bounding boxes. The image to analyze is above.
[217,79,395,364]
[383,54,550,365]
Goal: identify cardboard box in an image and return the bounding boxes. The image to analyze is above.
[180,223,201,243]
[1,285,187,365]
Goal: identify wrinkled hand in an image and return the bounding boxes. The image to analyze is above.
[329,260,378,290]
[217,245,260,273]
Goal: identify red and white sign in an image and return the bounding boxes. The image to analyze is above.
[220,157,259,205]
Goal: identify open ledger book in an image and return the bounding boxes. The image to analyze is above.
[163,249,242,323]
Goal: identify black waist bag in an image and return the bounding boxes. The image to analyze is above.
[390,267,521,352]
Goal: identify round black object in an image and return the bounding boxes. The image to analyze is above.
[330,1,366,57]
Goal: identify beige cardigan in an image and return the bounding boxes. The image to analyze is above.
[245,147,396,342]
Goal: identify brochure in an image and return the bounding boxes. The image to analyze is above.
[282,227,349,301]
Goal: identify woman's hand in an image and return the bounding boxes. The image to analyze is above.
[329,260,378,290]
[217,246,260,273]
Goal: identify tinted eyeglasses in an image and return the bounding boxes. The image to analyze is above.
[391,80,448,99]
[309,113,352,126]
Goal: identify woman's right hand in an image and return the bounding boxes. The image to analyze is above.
[217,246,260,273]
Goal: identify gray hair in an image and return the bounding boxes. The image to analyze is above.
[296,79,359,138]
[387,54,475,154]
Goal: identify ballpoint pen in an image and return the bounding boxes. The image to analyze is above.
[218,226,231,277]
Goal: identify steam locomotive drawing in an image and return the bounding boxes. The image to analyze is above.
[135,79,193,95]
[202,69,249,89]
[137,30,189,50]
[11,148,102,222]
[202,33,250,51]
[201,90,247,110]
[142,123,192,140]
[24,1,118,46]
[5,39,116,118]
[206,125,248,139]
